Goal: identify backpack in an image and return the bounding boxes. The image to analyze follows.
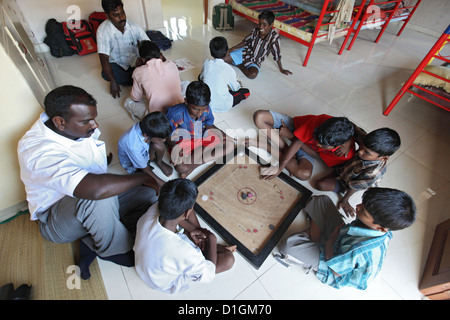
[213,4,234,31]
[43,19,76,58]
[62,20,97,55]
[88,11,108,37]
[146,30,172,50]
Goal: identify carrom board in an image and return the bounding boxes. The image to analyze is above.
[194,148,312,269]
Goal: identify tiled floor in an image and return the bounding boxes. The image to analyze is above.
[46,0,449,300]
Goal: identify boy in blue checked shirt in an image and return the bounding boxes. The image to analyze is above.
[315,128,401,217]
[118,111,173,193]
[166,81,235,178]
[277,188,416,290]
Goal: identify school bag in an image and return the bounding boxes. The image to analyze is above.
[88,11,108,37]
[43,18,76,58]
[146,30,172,50]
[62,20,97,56]
[212,3,234,31]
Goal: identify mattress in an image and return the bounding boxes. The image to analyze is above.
[229,0,351,43]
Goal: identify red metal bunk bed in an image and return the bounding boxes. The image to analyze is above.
[383,24,450,115]
[345,0,422,51]
[225,0,368,67]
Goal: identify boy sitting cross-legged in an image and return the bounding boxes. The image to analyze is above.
[166,81,236,178]
[134,178,236,294]
[199,36,250,113]
[316,128,401,217]
[278,187,416,290]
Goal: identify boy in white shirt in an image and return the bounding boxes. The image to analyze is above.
[200,36,249,113]
[134,178,236,294]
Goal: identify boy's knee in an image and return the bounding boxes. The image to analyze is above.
[315,178,326,191]
[151,142,166,157]
[247,69,258,79]
[221,253,235,272]
[292,167,312,181]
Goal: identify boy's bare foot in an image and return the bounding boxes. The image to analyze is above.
[176,163,196,179]
[157,161,173,177]
[225,245,237,252]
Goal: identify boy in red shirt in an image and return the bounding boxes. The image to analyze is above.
[253,110,364,180]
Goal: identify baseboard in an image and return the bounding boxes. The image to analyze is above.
[0,201,29,223]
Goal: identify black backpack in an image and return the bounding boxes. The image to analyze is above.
[44,19,76,58]
[146,30,172,50]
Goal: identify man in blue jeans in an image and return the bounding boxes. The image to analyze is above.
[97,0,150,98]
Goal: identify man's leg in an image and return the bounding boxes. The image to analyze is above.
[101,63,134,86]
[38,196,133,256]
[38,196,134,279]
[118,184,158,235]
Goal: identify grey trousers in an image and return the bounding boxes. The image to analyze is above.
[37,185,157,257]
[279,195,344,269]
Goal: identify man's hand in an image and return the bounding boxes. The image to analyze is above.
[142,175,160,196]
[110,80,121,99]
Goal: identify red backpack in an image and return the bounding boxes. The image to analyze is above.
[89,11,108,36]
[62,20,97,55]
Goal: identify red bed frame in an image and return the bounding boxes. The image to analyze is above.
[383,24,450,115]
[346,0,422,51]
[225,0,368,67]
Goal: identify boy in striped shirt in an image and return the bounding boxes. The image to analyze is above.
[278,188,416,290]
[225,10,292,79]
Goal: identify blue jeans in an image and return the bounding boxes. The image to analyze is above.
[101,62,134,86]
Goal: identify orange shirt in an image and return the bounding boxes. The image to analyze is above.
[293,114,355,167]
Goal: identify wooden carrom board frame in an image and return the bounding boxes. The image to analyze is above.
[194,148,312,269]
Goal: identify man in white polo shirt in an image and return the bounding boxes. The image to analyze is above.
[18,85,158,280]
[97,0,150,98]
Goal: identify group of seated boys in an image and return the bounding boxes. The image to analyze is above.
[17,0,416,295]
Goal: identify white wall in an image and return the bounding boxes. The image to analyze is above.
[0,44,42,215]
[16,0,164,49]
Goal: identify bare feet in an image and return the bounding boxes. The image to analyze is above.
[156,160,173,177]
[225,245,237,252]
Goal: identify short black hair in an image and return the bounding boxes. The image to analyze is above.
[258,10,275,25]
[363,128,401,157]
[44,85,97,121]
[209,36,228,59]
[362,188,416,231]
[158,179,199,220]
[139,40,161,60]
[185,81,211,106]
[139,111,171,139]
[313,117,354,147]
[102,0,123,14]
